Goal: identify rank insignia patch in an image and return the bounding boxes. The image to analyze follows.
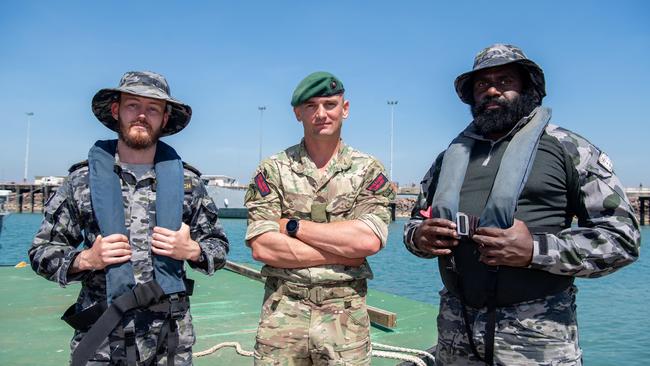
[184,178,193,193]
[255,172,271,197]
[367,173,388,192]
[598,152,613,173]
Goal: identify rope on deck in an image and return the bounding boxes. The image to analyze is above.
[195,341,436,365]
[194,342,254,358]
[372,342,436,364]
[371,350,429,366]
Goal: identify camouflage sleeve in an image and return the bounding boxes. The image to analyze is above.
[403,154,443,259]
[185,175,229,274]
[353,159,395,247]
[529,126,641,277]
[244,159,282,242]
[28,174,87,287]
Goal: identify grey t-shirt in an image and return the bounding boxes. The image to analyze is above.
[120,163,154,181]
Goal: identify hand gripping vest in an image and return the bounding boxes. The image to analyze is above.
[88,139,186,303]
[431,107,552,365]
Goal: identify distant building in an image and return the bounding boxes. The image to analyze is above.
[201,175,240,187]
[34,176,65,186]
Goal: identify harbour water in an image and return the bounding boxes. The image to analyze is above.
[1,213,647,365]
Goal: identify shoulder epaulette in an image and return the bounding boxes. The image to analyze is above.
[68,160,89,173]
[545,124,602,173]
[182,162,202,176]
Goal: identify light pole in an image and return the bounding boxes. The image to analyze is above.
[24,112,34,182]
[387,101,398,181]
[258,106,266,162]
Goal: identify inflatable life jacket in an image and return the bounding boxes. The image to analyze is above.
[428,107,573,365]
[430,107,572,307]
[89,139,186,302]
[64,139,192,366]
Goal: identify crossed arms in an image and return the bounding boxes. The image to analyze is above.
[245,159,393,269]
[248,219,379,268]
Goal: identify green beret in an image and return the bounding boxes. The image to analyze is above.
[291,71,345,107]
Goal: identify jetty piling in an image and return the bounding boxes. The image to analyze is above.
[639,197,649,226]
[0,183,59,213]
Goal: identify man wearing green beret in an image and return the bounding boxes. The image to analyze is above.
[244,71,395,365]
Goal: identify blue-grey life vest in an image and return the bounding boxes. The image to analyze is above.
[88,139,186,304]
[431,107,575,306]
[431,107,551,226]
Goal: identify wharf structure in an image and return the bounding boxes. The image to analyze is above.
[0,182,59,213]
[1,181,648,225]
[626,187,650,226]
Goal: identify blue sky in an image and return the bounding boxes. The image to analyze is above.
[1,1,648,187]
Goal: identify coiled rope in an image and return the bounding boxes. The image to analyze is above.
[372,342,435,365]
[371,350,428,366]
[194,341,254,358]
[196,341,435,365]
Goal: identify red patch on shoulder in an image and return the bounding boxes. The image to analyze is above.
[367,173,388,192]
[419,206,432,218]
[255,172,271,197]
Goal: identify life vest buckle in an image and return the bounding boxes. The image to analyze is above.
[133,282,165,308]
[169,294,185,320]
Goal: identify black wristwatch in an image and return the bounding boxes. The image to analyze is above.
[286,218,300,238]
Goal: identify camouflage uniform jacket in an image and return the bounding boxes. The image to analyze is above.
[29,159,229,360]
[245,140,395,285]
[404,120,640,279]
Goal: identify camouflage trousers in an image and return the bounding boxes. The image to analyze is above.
[254,277,372,366]
[69,306,195,365]
[435,286,582,366]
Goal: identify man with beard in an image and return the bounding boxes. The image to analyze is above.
[29,71,229,365]
[404,44,640,365]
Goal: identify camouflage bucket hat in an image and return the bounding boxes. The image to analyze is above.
[92,71,192,136]
[454,44,546,105]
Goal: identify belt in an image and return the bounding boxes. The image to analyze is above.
[269,278,367,304]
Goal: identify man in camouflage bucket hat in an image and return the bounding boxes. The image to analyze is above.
[404,44,640,365]
[92,71,192,137]
[245,71,395,365]
[29,71,229,365]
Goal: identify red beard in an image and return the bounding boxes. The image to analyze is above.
[118,119,162,149]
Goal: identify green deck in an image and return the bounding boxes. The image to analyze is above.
[0,265,437,365]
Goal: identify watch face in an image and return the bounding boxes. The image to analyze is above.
[287,219,298,232]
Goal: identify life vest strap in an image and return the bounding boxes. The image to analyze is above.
[70,281,167,366]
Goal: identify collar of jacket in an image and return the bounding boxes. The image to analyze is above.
[289,139,352,175]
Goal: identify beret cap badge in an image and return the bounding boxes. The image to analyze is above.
[291,71,345,107]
